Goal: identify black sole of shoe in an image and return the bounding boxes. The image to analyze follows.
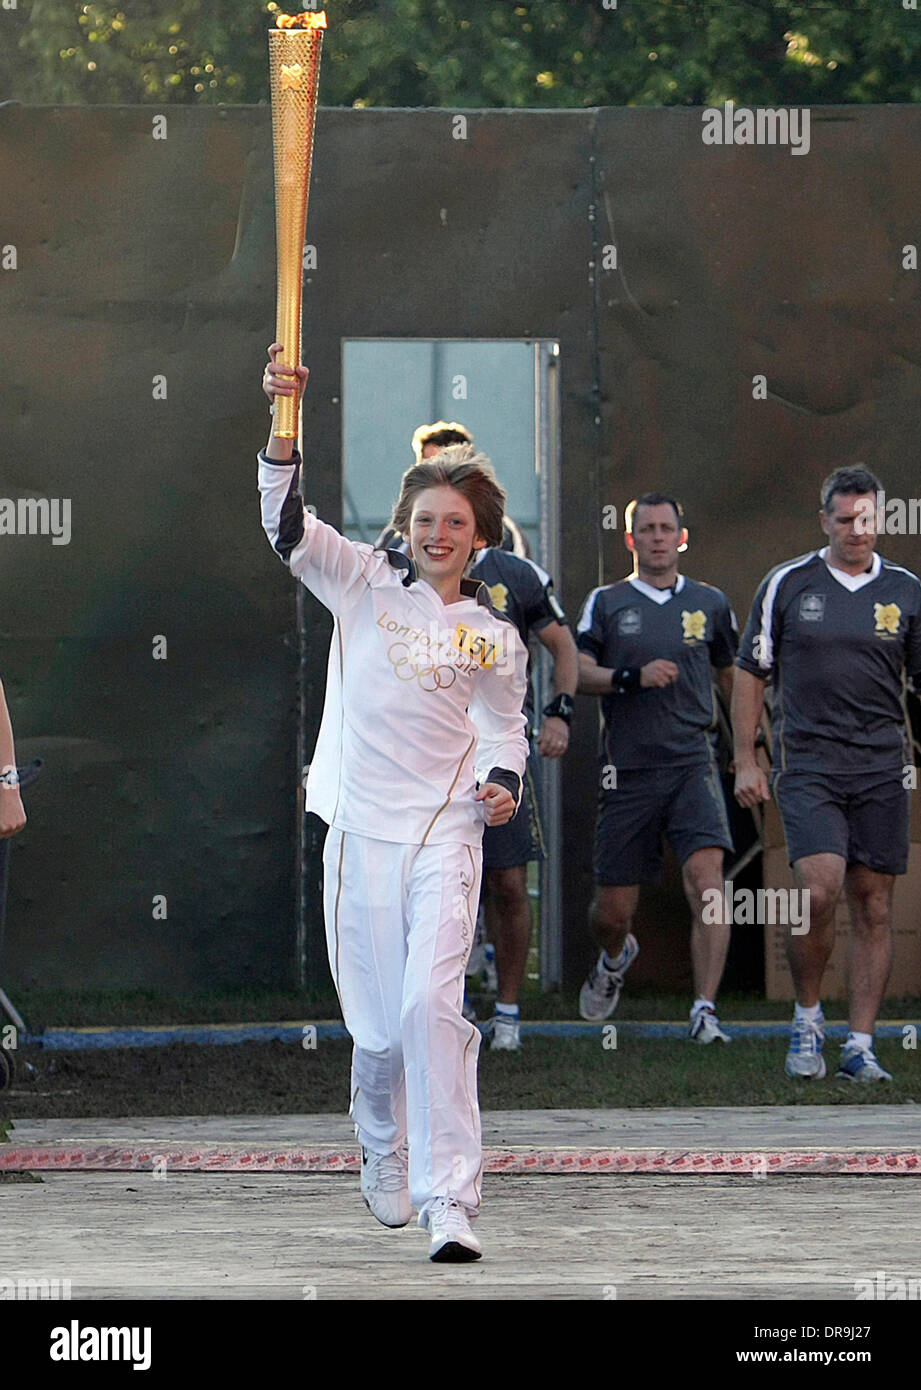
[429,1241,482,1262]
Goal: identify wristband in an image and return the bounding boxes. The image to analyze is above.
[610,667,641,694]
[542,694,574,725]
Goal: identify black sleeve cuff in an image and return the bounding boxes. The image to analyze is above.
[483,767,522,802]
[259,447,301,469]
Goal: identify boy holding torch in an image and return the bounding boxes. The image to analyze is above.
[258,345,528,1261]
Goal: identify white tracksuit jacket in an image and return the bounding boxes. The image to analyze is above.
[258,450,530,844]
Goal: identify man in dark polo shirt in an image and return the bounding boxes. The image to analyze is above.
[734,466,921,1083]
[576,493,738,1042]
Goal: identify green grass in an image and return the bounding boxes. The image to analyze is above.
[11,986,344,1030]
[2,1035,918,1120]
[4,986,919,1121]
[12,985,921,1029]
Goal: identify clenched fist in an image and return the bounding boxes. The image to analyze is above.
[640,659,679,689]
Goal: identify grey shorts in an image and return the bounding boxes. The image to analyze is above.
[772,767,911,875]
[594,760,733,887]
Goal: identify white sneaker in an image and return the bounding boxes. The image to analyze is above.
[578,936,640,1021]
[361,1142,412,1228]
[836,1045,893,1083]
[784,1011,827,1079]
[486,1014,521,1051]
[419,1196,483,1262]
[689,1006,731,1044]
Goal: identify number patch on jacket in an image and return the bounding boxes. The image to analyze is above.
[454,623,498,668]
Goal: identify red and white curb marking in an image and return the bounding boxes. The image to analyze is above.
[1,1145,919,1175]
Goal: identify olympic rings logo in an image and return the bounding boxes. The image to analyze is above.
[388,642,457,692]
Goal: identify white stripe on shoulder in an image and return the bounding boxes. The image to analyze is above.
[756,552,818,670]
[881,558,921,587]
[522,555,552,588]
[576,586,606,634]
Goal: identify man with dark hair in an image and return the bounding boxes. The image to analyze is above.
[576,494,738,1041]
[734,466,921,1083]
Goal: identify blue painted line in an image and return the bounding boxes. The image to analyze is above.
[25,1024,349,1050]
[19,1019,916,1050]
[510,1022,909,1041]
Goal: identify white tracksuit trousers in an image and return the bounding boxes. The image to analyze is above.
[322,827,484,1215]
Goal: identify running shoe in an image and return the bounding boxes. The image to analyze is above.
[578,935,640,1021]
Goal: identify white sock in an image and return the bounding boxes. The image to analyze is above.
[603,943,631,971]
[691,997,715,1016]
[794,1001,823,1022]
[495,1002,518,1018]
[846,1031,873,1053]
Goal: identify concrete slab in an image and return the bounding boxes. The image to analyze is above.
[7,1105,921,1150]
[2,1170,919,1300]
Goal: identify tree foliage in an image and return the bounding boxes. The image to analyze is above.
[1,0,921,107]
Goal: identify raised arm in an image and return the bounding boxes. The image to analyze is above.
[262,343,309,463]
[258,344,381,616]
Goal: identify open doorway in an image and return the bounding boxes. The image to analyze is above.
[341,338,563,989]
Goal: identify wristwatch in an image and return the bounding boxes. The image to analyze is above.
[542,694,574,726]
[0,767,20,788]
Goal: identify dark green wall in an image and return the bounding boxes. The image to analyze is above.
[0,104,918,991]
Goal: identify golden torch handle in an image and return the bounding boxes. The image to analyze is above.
[269,13,326,439]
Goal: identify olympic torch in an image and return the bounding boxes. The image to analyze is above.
[269,9,327,439]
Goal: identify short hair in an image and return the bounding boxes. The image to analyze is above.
[821,466,883,514]
[411,420,474,463]
[391,444,506,553]
[624,492,684,534]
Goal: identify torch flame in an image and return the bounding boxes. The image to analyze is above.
[275,10,327,28]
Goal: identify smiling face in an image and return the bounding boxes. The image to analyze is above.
[407,485,486,587]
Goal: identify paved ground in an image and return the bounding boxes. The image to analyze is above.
[2,1108,919,1300]
[8,1104,920,1148]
